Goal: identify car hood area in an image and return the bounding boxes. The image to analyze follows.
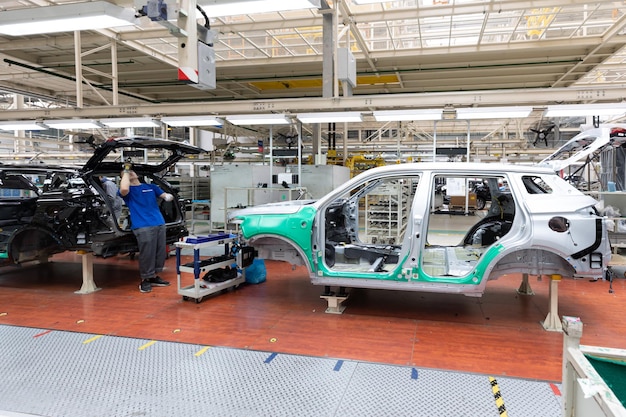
[229,199,316,220]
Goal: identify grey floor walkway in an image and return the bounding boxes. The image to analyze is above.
[0,324,562,417]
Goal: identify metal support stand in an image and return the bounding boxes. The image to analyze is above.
[75,252,101,294]
[517,272,534,295]
[320,286,349,314]
[542,274,562,332]
[320,294,349,314]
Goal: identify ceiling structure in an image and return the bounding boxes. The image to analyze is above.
[0,0,625,162]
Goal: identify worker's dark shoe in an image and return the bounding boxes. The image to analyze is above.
[149,276,170,287]
[139,280,152,293]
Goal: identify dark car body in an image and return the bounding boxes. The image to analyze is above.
[0,164,78,265]
[1,137,206,265]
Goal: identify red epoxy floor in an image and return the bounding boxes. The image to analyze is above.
[0,251,625,382]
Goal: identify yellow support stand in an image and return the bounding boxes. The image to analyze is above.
[74,251,101,294]
[542,274,562,332]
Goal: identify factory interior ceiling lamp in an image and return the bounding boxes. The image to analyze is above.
[161,116,223,127]
[0,121,47,131]
[100,118,161,128]
[545,103,626,118]
[455,106,533,119]
[226,114,292,125]
[373,109,443,122]
[198,0,321,17]
[0,1,138,36]
[297,112,364,123]
[43,119,103,130]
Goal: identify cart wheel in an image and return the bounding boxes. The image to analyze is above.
[129,252,136,260]
[195,297,203,304]
[182,296,189,301]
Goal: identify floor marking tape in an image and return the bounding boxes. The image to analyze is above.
[138,340,157,350]
[333,360,344,372]
[550,383,561,396]
[264,352,278,364]
[489,376,509,417]
[33,330,52,338]
[411,368,419,380]
[194,346,210,357]
[82,335,103,345]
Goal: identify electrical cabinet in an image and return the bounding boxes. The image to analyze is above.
[290,164,350,199]
[210,165,285,229]
[174,234,246,303]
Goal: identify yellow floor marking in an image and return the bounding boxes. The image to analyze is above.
[489,376,509,417]
[82,335,103,345]
[194,346,210,357]
[138,340,157,350]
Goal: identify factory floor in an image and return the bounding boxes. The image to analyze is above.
[0,251,625,416]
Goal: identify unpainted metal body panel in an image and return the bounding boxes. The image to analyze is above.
[230,162,611,297]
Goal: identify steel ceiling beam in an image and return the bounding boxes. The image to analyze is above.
[0,84,624,121]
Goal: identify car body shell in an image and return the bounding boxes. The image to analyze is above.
[0,137,206,265]
[229,162,611,297]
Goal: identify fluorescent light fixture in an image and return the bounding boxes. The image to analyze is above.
[161,116,223,127]
[545,103,626,117]
[0,1,138,36]
[297,112,363,124]
[0,121,47,131]
[226,114,291,125]
[43,119,103,129]
[199,0,321,17]
[101,118,161,128]
[456,106,532,119]
[373,109,442,122]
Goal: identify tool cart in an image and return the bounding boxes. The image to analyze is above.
[174,233,253,303]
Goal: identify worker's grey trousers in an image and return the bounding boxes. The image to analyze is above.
[133,224,167,280]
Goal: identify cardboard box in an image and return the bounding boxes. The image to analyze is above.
[449,193,476,208]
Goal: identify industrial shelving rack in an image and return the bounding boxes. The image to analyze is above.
[364,180,410,245]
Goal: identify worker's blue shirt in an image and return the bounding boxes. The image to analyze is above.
[119,183,165,229]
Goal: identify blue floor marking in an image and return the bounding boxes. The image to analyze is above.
[264,352,278,363]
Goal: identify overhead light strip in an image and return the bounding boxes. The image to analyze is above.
[161,116,223,127]
[101,118,160,128]
[0,1,138,36]
[43,119,103,129]
[0,121,48,131]
[373,109,443,121]
[198,0,321,18]
[226,114,291,125]
[456,106,533,119]
[545,104,626,117]
[297,112,363,123]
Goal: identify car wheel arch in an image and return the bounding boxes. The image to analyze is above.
[8,226,65,264]
[247,234,313,271]
[486,247,576,280]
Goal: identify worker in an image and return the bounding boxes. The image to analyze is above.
[100,176,124,221]
[119,161,173,293]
